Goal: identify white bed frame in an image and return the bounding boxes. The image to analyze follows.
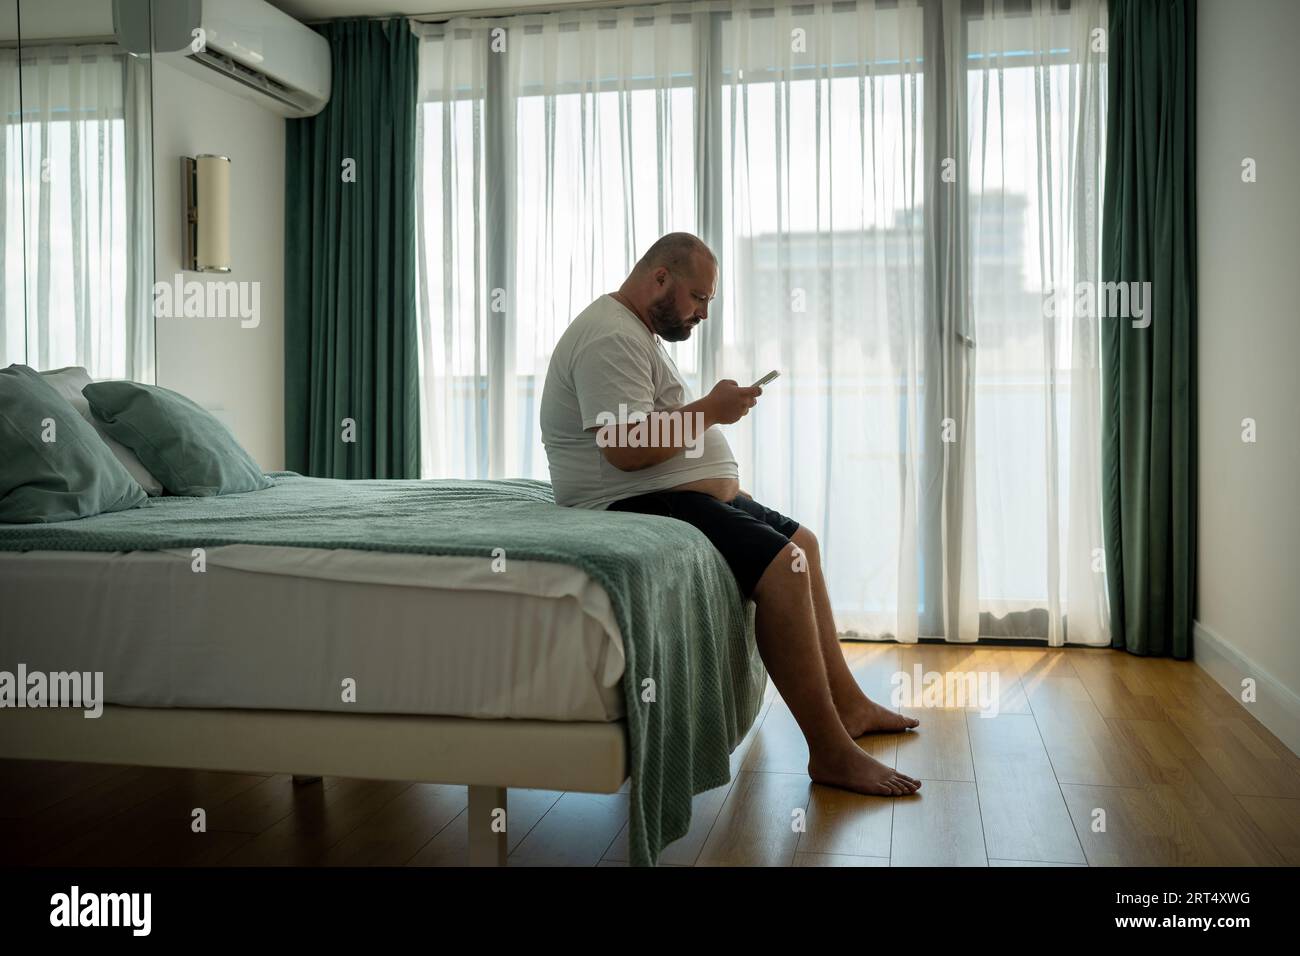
[0,705,628,866]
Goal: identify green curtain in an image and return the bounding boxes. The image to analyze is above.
[1101,0,1197,658]
[284,19,420,479]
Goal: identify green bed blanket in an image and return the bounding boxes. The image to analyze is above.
[0,473,768,866]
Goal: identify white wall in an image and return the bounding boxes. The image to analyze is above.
[152,61,286,471]
[1197,0,1300,752]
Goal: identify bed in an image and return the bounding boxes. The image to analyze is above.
[0,474,767,866]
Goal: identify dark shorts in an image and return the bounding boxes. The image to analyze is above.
[607,490,801,598]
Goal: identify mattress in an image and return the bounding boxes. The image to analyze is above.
[0,546,626,722]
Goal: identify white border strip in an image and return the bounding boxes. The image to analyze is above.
[1193,619,1300,758]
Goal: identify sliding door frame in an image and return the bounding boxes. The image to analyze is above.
[437,0,1094,641]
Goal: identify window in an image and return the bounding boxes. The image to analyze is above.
[414,0,1110,646]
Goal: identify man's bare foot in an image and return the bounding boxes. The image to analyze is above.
[809,748,922,797]
[839,696,920,737]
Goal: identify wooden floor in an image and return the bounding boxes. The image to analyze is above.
[2,643,1297,867]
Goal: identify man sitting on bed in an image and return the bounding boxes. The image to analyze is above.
[539,232,922,798]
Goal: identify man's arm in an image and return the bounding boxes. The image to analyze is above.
[597,380,761,471]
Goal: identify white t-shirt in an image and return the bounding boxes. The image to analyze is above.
[540,294,739,509]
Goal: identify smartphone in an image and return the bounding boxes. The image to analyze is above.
[751,370,780,388]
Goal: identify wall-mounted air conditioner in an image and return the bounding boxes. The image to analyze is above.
[153,0,331,118]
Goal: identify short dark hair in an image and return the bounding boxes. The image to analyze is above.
[634,232,717,276]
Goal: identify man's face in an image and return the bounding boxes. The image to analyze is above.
[646,257,717,342]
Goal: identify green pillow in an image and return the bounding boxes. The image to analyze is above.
[83,381,272,497]
[0,364,147,523]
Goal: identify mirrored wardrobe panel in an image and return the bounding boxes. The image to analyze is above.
[1,0,19,366]
[1,0,155,380]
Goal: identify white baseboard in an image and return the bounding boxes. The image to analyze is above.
[1193,619,1300,758]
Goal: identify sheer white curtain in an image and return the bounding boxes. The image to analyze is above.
[1,44,153,381]
[964,0,1109,646]
[714,1,931,640]
[414,9,698,479]
[414,0,1109,647]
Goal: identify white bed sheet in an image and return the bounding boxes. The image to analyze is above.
[0,546,626,721]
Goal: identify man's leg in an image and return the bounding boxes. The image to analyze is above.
[789,526,920,737]
[752,542,921,796]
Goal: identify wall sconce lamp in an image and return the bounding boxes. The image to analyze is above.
[181,154,232,273]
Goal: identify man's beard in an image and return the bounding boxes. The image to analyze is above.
[647,291,694,341]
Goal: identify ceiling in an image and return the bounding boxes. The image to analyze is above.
[267,0,598,21]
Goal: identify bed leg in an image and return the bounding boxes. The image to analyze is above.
[292,775,322,785]
[467,785,508,867]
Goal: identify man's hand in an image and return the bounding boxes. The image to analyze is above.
[703,379,761,425]
[596,379,760,472]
